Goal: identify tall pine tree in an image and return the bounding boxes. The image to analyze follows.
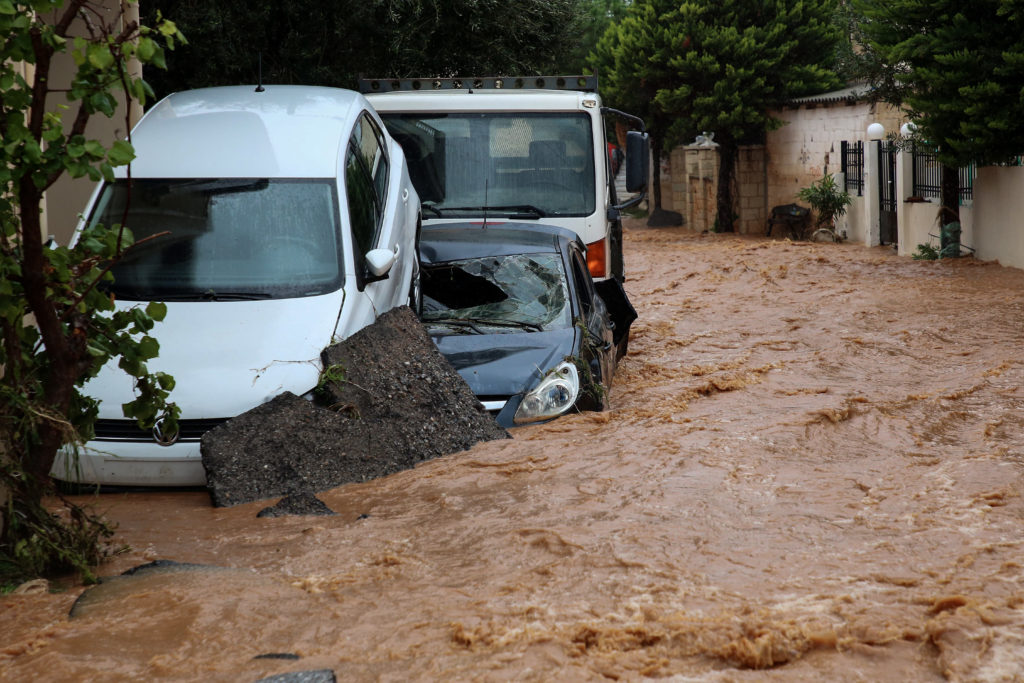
[651,0,841,231]
[590,0,677,214]
[856,0,1024,242]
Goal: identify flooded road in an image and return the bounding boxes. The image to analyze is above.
[3,224,1024,681]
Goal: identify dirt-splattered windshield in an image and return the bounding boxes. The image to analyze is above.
[421,253,571,334]
[380,113,595,218]
[87,178,343,301]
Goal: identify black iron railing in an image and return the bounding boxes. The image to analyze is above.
[911,145,975,202]
[841,140,864,196]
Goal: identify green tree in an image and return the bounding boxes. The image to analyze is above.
[141,0,588,99]
[656,0,841,232]
[602,0,840,231]
[855,0,1024,250]
[589,0,677,214]
[561,0,630,73]
[1,1,183,584]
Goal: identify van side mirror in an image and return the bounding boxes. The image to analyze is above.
[365,247,397,277]
[625,131,649,193]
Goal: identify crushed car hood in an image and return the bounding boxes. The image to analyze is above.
[430,328,577,398]
[86,292,347,419]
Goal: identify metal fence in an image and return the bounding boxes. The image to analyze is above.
[841,140,864,196]
[911,145,976,202]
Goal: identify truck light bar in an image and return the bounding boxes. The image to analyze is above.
[357,75,598,94]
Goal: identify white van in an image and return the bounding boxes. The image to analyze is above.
[52,85,421,486]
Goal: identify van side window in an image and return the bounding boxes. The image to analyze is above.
[345,113,389,260]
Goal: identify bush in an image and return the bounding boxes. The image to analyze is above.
[797,172,853,233]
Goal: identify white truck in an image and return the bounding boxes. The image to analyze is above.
[360,75,648,355]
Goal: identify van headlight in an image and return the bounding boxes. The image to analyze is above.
[513,362,580,424]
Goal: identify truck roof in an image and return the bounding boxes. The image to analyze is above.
[365,89,600,115]
[126,85,367,178]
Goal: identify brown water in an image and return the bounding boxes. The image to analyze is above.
[3,225,1024,681]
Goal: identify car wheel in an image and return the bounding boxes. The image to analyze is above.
[408,263,422,315]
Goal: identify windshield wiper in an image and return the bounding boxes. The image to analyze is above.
[200,290,272,301]
[430,316,544,332]
[421,203,443,218]
[143,290,272,301]
[438,205,548,218]
[426,319,486,334]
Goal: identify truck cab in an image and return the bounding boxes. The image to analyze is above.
[362,76,649,282]
[361,75,646,355]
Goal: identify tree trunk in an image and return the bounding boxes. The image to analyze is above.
[17,179,74,484]
[716,133,737,232]
[650,134,663,211]
[939,163,961,255]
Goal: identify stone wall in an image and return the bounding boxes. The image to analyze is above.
[672,144,766,234]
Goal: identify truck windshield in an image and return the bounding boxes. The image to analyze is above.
[86,178,343,301]
[381,113,595,217]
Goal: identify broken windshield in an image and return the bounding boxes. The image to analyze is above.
[421,253,571,333]
[381,113,595,217]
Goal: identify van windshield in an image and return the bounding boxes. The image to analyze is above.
[88,179,343,301]
[381,113,595,218]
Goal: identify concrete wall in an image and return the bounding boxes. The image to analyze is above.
[766,99,903,231]
[765,98,901,240]
[41,1,141,246]
[899,198,975,257]
[669,146,687,214]
[972,166,1024,266]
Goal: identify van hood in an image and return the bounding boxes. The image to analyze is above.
[430,328,577,398]
[88,292,347,419]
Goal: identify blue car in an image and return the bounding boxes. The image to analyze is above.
[419,222,634,427]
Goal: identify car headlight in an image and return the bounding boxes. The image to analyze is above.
[513,361,580,424]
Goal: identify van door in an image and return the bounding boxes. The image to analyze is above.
[342,111,410,325]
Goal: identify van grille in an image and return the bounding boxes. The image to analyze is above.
[92,418,228,443]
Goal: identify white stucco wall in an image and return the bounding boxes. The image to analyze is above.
[972,166,1024,268]
[838,194,867,244]
[899,199,974,257]
[41,1,140,246]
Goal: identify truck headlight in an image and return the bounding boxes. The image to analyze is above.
[513,362,580,424]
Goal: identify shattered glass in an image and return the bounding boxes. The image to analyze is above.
[422,253,570,334]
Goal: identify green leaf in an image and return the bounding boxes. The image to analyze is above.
[0,1,16,15]
[137,336,159,361]
[137,36,156,62]
[145,301,167,321]
[87,44,115,70]
[106,140,135,166]
[83,140,105,159]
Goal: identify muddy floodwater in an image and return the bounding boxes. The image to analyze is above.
[3,223,1024,681]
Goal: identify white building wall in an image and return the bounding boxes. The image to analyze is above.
[899,199,974,257]
[766,101,903,214]
[973,166,1024,267]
